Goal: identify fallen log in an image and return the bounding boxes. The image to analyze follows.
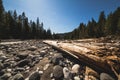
[43,40,117,79]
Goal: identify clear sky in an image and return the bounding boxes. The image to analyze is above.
[3,0,120,33]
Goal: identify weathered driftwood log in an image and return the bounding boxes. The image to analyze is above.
[43,40,117,78]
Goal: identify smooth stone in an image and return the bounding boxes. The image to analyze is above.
[40,51,46,57]
[3,62,11,68]
[13,73,24,80]
[43,64,50,70]
[53,65,63,79]
[0,62,4,70]
[29,72,41,80]
[15,67,25,72]
[0,56,7,61]
[16,59,30,67]
[28,46,37,51]
[7,68,12,72]
[0,51,3,56]
[72,64,80,74]
[39,71,43,75]
[0,70,5,76]
[100,73,115,80]
[63,67,72,80]
[74,76,80,80]
[51,54,64,65]
[17,52,28,59]
[0,73,11,80]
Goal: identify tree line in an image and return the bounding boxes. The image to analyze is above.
[55,7,120,39]
[0,0,120,40]
[0,0,52,39]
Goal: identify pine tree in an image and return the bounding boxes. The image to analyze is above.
[105,13,113,35]
[24,17,30,38]
[46,28,52,39]
[97,11,106,37]
[0,0,5,38]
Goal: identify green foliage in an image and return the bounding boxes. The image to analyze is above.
[55,7,120,39]
[0,0,53,39]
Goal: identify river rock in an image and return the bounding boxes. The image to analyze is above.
[13,73,24,80]
[71,64,80,74]
[43,64,50,70]
[16,59,30,67]
[0,73,11,80]
[40,51,46,57]
[63,67,72,80]
[100,73,115,80]
[53,65,63,79]
[0,70,5,76]
[0,62,4,70]
[29,72,41,80]
[74,76,80,80]
[17,52,28,59]
[51,54,64,65]
[28,46,37,51]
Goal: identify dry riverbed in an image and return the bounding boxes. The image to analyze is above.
[0,37,119,80]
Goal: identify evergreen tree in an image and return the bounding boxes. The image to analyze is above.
[105,13,113,35]
[31,21,37,39]
[97,11,106,37]
[46,28,52,39]
[24,17,30,38]
[17,15,22,38]
[0,0,5,38]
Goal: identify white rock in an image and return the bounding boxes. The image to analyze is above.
[63,67,72,79]
[74,76,80,80]
[72,64,80,74]
[0,51,3,56]
[43,64,50,70]
[7,69,12,72]
[39,71,43,74]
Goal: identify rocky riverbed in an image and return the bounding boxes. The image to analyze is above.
[0,40,116,80]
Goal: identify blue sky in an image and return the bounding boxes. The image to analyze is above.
[3,0,120,33]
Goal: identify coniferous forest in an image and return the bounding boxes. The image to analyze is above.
[54,8,120,39]
[0,0,52,39]
[0,0,120,39]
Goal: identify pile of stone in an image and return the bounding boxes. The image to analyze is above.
[0,40,115,80]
